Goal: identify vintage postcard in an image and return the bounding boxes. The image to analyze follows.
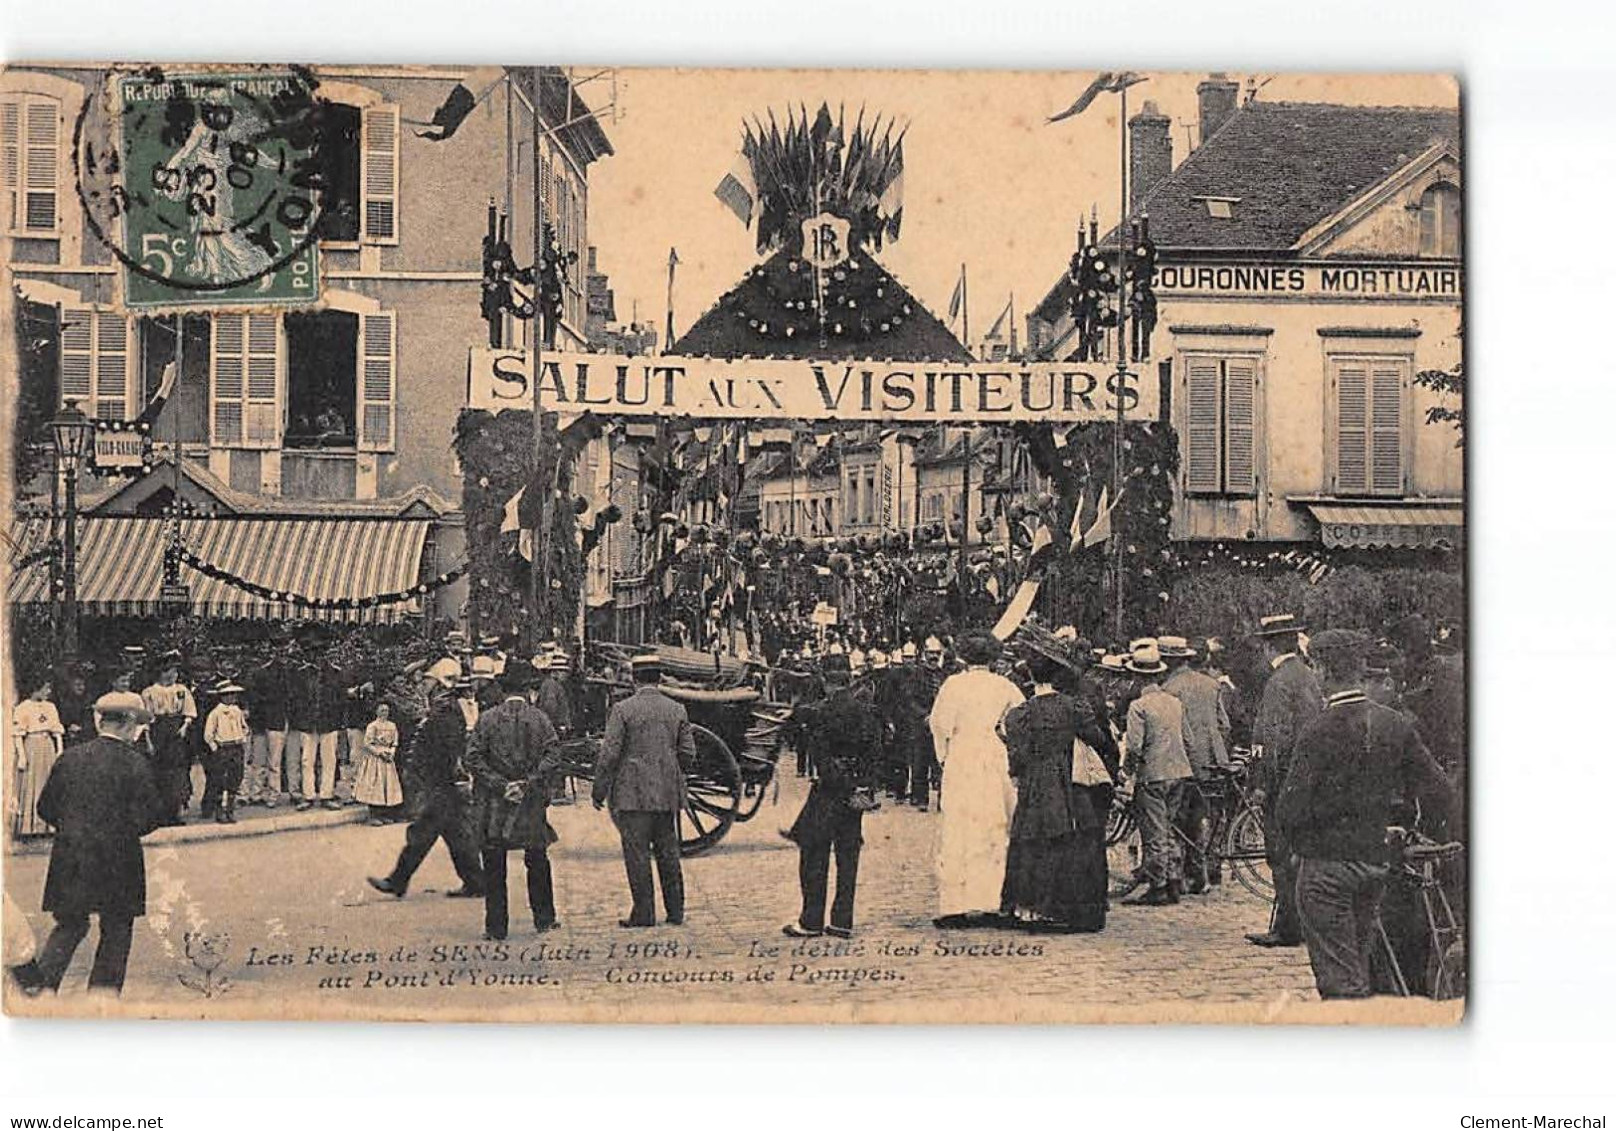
[0,65,1464,1023]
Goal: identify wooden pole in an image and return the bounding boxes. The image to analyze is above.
[1112,83,1129,641]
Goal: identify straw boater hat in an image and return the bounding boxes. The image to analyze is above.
[546,650,572,671]
[630,651,662,675]
[1157,635,1196,659]
[214,681,245,695]
[1099,654,1127,674]
[93,690,154,725]
[425,657,462,688]
[923,635,944,654]
[900,641,918,661]
[1254,613,1305,638]
[868,650,889,670]
[1125,638,1169,675]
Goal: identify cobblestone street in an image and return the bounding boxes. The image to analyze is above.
[0,770,1394,1021]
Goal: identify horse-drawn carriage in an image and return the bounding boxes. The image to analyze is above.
[557,643,792,855]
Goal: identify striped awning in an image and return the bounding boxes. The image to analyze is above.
[6,517,431,623]
[1304,503,1464,550]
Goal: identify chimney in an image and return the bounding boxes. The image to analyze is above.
[1128,100,1172,210]
[1197,73,1241,145]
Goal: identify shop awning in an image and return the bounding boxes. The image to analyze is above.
[7,517,431,623]
[1303,503,1464,550]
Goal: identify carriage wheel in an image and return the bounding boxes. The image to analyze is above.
[732,752,775,822]
[1224,803,1274,900]
[680,724,741,856]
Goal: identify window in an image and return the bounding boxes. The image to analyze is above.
[1182,354,1259,496]
[865,472,877,524]
[1331,355,1407,496]
[315,103,362,242]
[1,94,59,234]
[60,309,132,420]
[138,315,210,444]
[211,312,281,449]
[284,311,356,449]
[1418,182,1460,257]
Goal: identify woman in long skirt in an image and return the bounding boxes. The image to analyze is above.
[928,633,1025,927]
[352,703,404,824]
[11,681,64,837]
[1000,654,1113,933]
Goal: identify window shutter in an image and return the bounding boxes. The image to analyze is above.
[23,98,58,232]
[243,313,281,449]
[60,309,93,405]
[94,312,130,420]
[1370,361,1406,495]
[1333,360,1370,494]
[1,100,19,231]
[1223,356,1258,496]
[358,311,396,451]
[360,106,399,243]
[1184,356,1222,493]
[211,313,245,446]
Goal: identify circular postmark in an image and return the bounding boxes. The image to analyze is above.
[74,65,332,300]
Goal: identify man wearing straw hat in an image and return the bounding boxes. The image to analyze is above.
[368,659,485,902]
[8,691,162,997]
[1113,639,1195,906]
[1246,613,1323,948]
[202,680,251,823]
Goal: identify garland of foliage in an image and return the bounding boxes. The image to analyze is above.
[453,407,584,646]
[1019,418,1181,642]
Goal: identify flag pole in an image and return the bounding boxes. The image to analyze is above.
[963,264,971,359]
[1112,81,1129,641]
[664,247,678,351]
[530,66,549,650]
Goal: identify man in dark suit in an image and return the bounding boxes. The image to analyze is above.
[1246,613,1324,948]
[368,668,484,901]
[1277,629,1456,999]
[463,668,563,940]
[592,653,695,928]
[9,692,162,996]
[782,654,882,939]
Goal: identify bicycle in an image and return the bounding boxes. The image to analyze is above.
[1104,751,1270,899]
[1374,828,1466,1000]
[1200,750,1272,900]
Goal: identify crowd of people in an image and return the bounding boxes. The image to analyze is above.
[7,602,1464,1002]
[766,608,1464,999]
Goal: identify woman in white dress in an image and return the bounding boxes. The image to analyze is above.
[927,634,1025,927]
[11,681,65,837]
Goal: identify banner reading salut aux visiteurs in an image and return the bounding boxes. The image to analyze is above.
[467,348,1159,422]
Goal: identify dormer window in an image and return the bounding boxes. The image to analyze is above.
[1193,195,1240,219]
[1418,181,1461,257]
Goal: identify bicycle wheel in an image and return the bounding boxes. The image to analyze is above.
[1224,804,1274,900]
[1106,798,1136,846]
[1426,938,1467,1001]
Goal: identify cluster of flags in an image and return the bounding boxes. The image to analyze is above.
[713,103,908,254]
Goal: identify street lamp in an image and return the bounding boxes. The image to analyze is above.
[50,400,95,657]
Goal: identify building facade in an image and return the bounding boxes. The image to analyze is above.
[1028,80,1463,552]
[5,65,610,627]
[6,64,609,508]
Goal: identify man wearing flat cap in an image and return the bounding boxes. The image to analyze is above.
[1246,613,1324,948]
[593,653,695,928]
[1276,629,1456,999]
[9,692,162,997]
